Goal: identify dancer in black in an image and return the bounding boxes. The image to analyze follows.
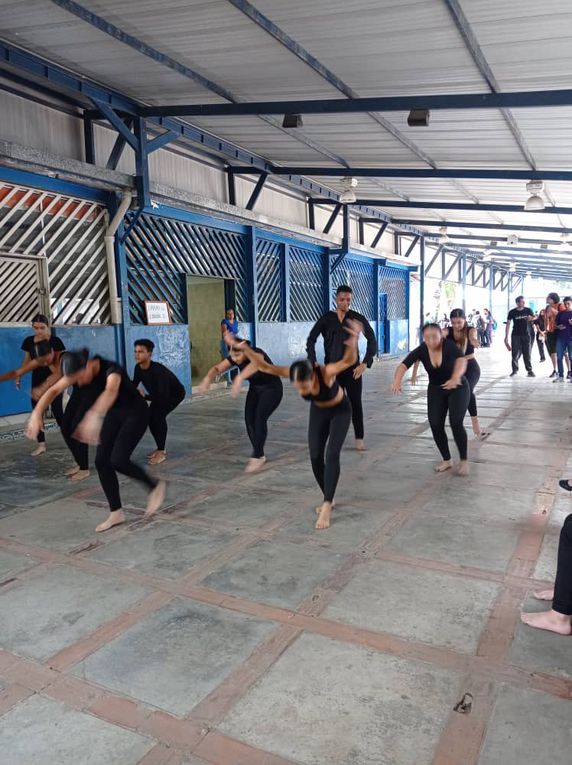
[198,341,283,472]
[230,319,362,530]
[306,284,376,451]
[19,314,65,455]
[132,339,186,465]
[27,350,165,532]
[392,323,470,475]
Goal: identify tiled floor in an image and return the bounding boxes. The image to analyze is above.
[1,346,571,764]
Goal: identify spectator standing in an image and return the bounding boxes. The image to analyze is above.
[532,309,547,363]
[505,296,535,377]
[553,297,572,382]
[220,308,239,384]
[483,308,495,346]
[545,293,566,377]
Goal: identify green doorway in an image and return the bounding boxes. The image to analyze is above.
[186,275,233,384]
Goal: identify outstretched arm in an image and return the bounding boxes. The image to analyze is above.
[26,375,71,439]
[391,363,408,394]
[197,358,233,394]
[231,362,257,398]
[504,319,512,349]
[469,327,480,349]
[234,343,290,378]
[74,373,121,445]
[442,356,468,390]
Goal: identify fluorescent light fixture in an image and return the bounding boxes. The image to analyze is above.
[438,226,449,244]
[339,177,358,204]
[524,180,545,211]
[282,113,303,128]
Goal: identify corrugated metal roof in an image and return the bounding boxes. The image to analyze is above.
[2,0,572,276]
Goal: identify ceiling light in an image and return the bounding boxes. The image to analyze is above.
[407,109,430,127]
[438,226,449,244]
[509,261,517,272]
[507,234,519,246]
[524,180,545,211]
[525,270,532,277]
[282,113,303,128]
[339,177,358,204]
[560,232,571,245]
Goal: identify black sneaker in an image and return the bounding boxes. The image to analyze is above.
[549,370,558,378]
[559,479,572,492]
[509,371,518,376]
[567,371,572,379]
[527,371,536,377]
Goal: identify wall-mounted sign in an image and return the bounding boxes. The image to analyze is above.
[144,301,171,325]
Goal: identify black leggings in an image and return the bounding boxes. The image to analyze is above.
[427,379,470,461]
[338,367,364,439]
[149,392,185,451]
[33,393,64,443]
[244,383,283,458]
[464,360,481,418]
[95,403,157,512]
[308,396,352,502]
[553,514,572,615]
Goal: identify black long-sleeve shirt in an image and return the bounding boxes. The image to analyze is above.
[306,310,377,368]
[132,361,185,409]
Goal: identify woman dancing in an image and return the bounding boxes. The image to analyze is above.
[198,340,283,473]
[27,350,165,531]
[227,320,362,530]
[392,323,470,475]
[19,314,65,455]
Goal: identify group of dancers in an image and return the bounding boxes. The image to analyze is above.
[2,293,571,634]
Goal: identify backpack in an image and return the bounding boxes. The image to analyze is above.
[492,320,497,330]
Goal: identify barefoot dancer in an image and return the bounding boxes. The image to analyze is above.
[198,340,283,473]
[230,320,361,529]
[27,350,165,532]
[521,506,572,636]
[392,323,470,475]
[19,314,65,456]
[132,339,186,464]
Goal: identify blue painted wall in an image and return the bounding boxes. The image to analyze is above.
[125,324,191,394]
[0,325,117,416]
[388,320,409,356]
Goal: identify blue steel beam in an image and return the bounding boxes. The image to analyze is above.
[371,222,388,248]
[105,117,133,170]
[392,219,572,234]
[232,166,572,182]
[323,203,342,235]
[91,99,139,150]
[146,130,179,153]
[140,89,572,118]
[246,173,268,210]
[404,236,420,258]
[314,199,572,215]
[227,0,435,167]
[82,113,95,163]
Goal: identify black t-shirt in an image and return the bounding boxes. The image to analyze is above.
[233,347,282,388]
[403,339,463,386]
[507,307,534,336]
[133,361,185,406]
[306,309,377,367]
[88,356,142,409]
[21,334,65,384]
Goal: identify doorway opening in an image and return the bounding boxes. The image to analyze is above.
[186,275,236,385]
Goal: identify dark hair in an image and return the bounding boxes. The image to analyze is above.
[547,292,560,304]
[336,285,352,295]
[289,359,314,382]
[134,338,154,352]
[449,308,466,320]
[515,295,525,303]
[60,348,89,377]
[422,322,442,333]
[31,313,49,326]
[35,340,54,359]
[564,296,572,302]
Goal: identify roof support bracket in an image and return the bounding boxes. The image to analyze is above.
[246,172,268,211]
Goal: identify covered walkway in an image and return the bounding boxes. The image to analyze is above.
[0,351,570,765]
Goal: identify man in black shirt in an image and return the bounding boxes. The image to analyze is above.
[306,284,377,449]
[505,296,535,377]
[132,339,186,464]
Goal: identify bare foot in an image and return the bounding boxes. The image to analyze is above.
[31,443,46,457]
[244,456,266,473]
[70,469,90,482]
[147,450,158,459]
[471,417,481,437]
[145,480,166,518]
[455,460,470,477]
[534,589,555,601]
[478,431,491,441]
[435,460,453,473]
[520,609,572,635]
[316,500,336,514]
[148,451,167,465]
[355,439,366,451]
[315,501,332,530]
[64,464,80,477]
[96,510,125,533]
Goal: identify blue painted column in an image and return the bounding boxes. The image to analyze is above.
[373,260,380,356]
[246,226,259,346]
[282,243,291,322]
[419,236,425,338]
[461,252,467,312]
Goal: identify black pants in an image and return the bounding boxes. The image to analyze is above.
[511,334,532,373]
[553,514,572,615]
[427,379,470,461]
[95,402,157,512]
[33,393,64,443]
[337,367,364,440]
[244,383,283,458]
[59,386,100,470]
[308,396,352,502]
[149,392,185,451]
[536,335,546,361]
[464,360,481,418]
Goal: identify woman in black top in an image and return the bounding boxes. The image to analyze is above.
[27,350,165,533]
[228,320,361,530]
[392,323,470,475]
[19,314,65,455]
[198,341,283,473]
